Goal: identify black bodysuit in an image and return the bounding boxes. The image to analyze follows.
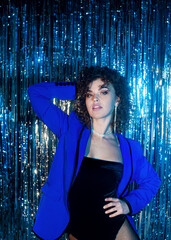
[66,156,125,240]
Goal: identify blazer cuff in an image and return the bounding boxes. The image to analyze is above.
[55,81,75,86]
[120,197,133,216]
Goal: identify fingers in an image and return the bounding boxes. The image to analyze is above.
[103,197,124,218]
[103,201,115,209]
[105,197,119,202]
[103,197,120,209]
[104,207,118,218]
[108,211,121,218]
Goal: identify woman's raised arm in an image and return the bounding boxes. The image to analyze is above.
[28,81,75,138]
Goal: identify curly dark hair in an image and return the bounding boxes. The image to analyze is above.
[74,66,132,134]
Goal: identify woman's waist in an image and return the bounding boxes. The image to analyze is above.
[69,181,118,200]
[68,191,117,214]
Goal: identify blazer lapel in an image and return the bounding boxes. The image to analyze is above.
[76,127,91,176]
[116,133,132,197]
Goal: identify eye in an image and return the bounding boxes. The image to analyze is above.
[101,91,108,95]
[86,93,92,98]
[86,91,109,98]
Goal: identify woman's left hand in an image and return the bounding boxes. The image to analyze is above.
[103,198,130,218]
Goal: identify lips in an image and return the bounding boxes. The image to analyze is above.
[92,104,102,110]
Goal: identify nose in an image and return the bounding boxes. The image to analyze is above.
[93,93,99,102]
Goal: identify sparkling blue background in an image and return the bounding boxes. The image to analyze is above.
[0,0,170,239]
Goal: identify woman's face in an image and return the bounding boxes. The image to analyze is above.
[85,78,120,121]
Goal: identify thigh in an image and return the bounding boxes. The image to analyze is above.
[116,218,139,240]
[68,233,78,240]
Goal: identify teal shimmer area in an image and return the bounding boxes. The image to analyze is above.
[0,1,170,239]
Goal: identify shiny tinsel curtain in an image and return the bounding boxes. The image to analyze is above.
[0,0,170,239]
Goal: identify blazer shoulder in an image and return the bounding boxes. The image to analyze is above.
[123,136,143,156]
[126,137,141,146]
[68,111,84,127]
[69,111,79,121]
[120,135,142,148]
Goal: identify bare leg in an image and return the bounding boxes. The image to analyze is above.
[116,218,139,240]
[68,233,78,240]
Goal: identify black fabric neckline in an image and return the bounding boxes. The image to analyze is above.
[84,156,123,165]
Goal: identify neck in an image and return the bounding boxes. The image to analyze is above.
[90,117,113,138]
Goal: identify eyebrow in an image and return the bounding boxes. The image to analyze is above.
[87,84,109,92]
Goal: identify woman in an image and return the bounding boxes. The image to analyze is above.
[28,66,161,240]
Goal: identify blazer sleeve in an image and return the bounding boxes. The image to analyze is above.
[28,81,75,138]
[122,141,161,216]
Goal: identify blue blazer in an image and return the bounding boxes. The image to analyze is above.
[28,82,161,240]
